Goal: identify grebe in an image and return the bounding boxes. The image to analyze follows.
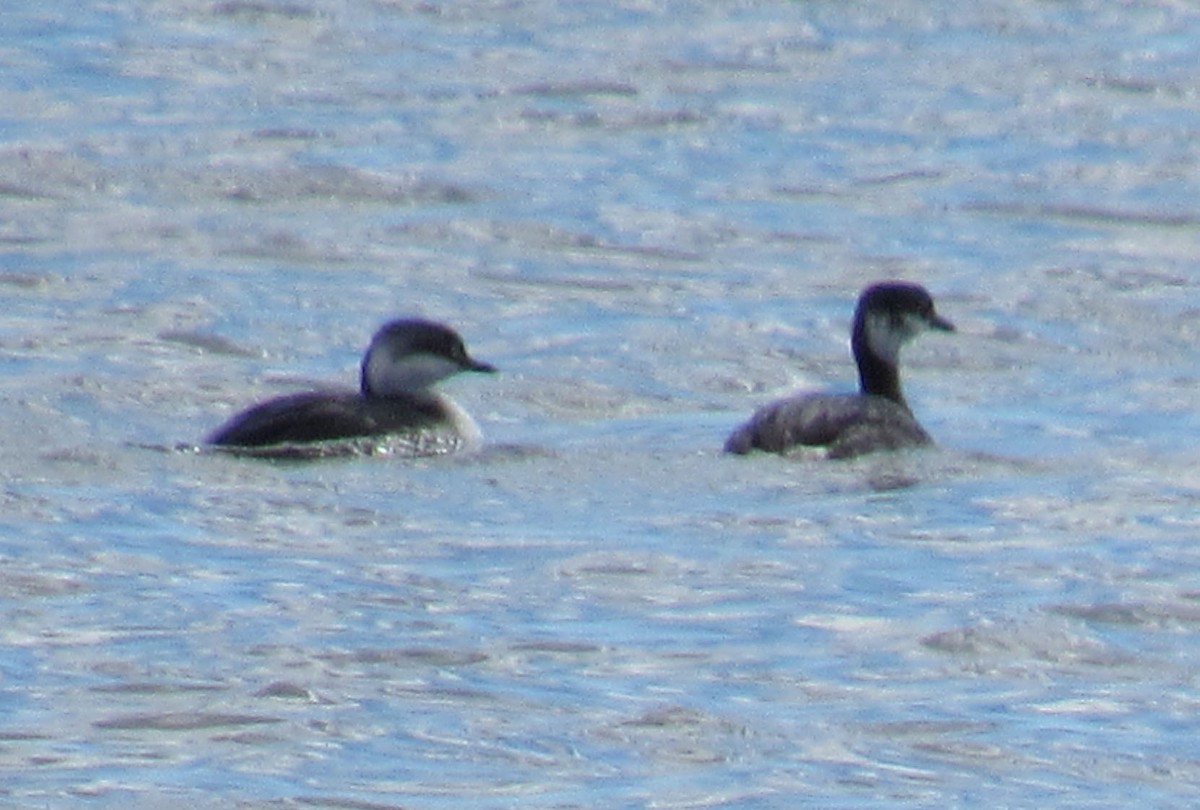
[724,282,953,459]
[207,318,495,452]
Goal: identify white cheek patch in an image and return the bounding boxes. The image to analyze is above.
[865,313,905,364]
[865,312,931,364]
[366,351,463,395]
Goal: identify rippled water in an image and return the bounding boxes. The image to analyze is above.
[5,1,1200,807]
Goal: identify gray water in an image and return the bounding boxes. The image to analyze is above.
[4,1,1200,807]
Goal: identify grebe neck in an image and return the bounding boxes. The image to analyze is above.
[852,318,908,409]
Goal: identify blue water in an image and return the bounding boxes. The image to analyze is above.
[4,0,1200,807]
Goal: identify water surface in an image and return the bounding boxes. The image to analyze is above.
[4,1,1200,807]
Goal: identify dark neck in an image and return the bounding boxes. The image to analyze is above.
[851,325,908,409]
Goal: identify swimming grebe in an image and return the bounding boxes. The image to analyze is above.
[724,282,954,459]
[207,318,495,451]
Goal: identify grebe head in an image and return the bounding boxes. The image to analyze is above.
[361,319,495,397]
[855,282,954,366]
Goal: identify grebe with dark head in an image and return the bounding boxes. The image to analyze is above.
[724,282,954,459]
[207,318,495,454]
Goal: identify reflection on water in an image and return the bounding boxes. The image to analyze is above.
[4,0,1200,807]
